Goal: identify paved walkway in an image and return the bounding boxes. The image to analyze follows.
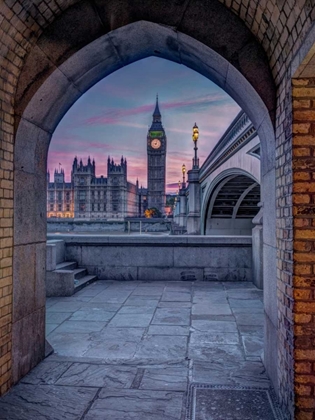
[0,281,282,419]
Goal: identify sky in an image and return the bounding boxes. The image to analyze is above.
[48,57,241,193]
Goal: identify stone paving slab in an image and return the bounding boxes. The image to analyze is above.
[148,325,190,336]
[69,308,115,322]
[20,360,72,385]
[56,363,137,388]
[0,384,98,420]
[108,312,154,327]
[139,367,188,391]
[52,320,107,333]
[191,320,238,333]
[84,389,184,420]
[134,335,188,362]
[151,308,191,325]
[192,303,232,316]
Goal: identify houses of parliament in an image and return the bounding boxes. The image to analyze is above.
[47,97,167,219]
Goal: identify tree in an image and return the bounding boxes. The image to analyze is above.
[144,207,162,218]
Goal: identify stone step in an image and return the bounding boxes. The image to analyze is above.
[56,261,77,270]
[73,268,87,280]
[74,275,97,293]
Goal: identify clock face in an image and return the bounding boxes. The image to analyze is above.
[151,139,161,149]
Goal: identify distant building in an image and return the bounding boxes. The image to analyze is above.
[47,97,169,219]
[47,157,142,220]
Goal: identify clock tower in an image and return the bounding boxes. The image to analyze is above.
[147,96,166,214]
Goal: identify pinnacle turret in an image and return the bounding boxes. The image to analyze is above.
[153,94,161,123]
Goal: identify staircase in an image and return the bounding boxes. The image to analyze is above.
[46,240,97,297]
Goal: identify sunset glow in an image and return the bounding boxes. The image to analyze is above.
[48,57,240,192]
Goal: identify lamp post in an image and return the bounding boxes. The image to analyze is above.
[192,123,199,170]
[182,164,186,188]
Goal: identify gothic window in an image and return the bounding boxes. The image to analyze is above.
[49,192,54,201]
[79,203,85,211]
[66,204,70,211]
[113,204,118,211]
[91,191,94,198]
[92,204,94,211]
[66,192,70,201]
[80,177,84,185]
[50,204,54,211]
[58,191,62,201]
[58,204,62,211]
[98,204,101,211]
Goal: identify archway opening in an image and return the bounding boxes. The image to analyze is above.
[12,17,278,415]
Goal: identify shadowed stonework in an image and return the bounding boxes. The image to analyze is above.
[0,280,283,419]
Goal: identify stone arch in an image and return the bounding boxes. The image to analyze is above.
[12,10,278,412]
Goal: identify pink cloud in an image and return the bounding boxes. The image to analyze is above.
[84,94,227,126]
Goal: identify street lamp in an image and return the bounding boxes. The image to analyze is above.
[192,123,199,169]
[182,164,186,187]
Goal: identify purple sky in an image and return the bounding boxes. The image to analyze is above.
[48,57,240,192]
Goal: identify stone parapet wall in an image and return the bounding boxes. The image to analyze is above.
[47,234,252,282]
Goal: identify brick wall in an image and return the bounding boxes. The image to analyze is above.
[292,78,315,419]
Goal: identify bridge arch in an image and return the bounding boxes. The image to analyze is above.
[202,169,260,235]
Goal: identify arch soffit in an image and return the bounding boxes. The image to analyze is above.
[14,4,276,173]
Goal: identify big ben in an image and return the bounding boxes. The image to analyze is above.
[147,96,166,214]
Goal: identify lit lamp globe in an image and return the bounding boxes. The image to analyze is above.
[192,123,199,143]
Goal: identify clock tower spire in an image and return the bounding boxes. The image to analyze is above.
[147,95,166,214]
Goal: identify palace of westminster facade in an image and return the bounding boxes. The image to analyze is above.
[47,97,167,219]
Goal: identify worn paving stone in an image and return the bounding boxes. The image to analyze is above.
[131,287,164,296]
[191,320,238,333]
[0,384,97,420]
[234,313,264,326]
[46,312,71,324]
[139,367,188,391]
[151,308,191,325]
[192,360,270,388]
[226,290,263,300]
[242,335,264,358]
[46,324,59,335]
[124,296,159,307]
[84,327,145,360]
[189,343,244,363]
[161,291,191,302]
[117,306,156,315]
[192,303,232,315]
[108,313,154,328]
[238,324,265,336]
[148,325,190,336]
[134,335,188,361]
[158,301,192,308]
[89,289,132,303]
[47,332,92,357]
[192,315,235,322]
[190,331,240,346]
[80,302,122,312]
[20,361,73,385]
[48,301,84,312]
[84,389,184,420]
[53,320,107,333]
[69,308,115,322]
[56,363,137,388]
[228,299,264,308]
